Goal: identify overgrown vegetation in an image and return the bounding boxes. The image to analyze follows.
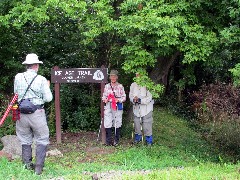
[0,0,240,133]
[190,83,240,158]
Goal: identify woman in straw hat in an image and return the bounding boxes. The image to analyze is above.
[102,70,126,146]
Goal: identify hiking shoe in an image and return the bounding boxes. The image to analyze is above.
[105,142,112,146]
[133,140,142,144]
[113,141,119,147]
[24,163,35,170]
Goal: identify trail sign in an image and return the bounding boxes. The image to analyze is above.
[51,68,108,83]
[51,66,107,144]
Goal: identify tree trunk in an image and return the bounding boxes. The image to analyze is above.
[149,51,180,86]
[148,51,180,96]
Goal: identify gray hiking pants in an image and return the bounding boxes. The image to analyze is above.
[16,109,49,146]
[104,103,123,128]
[134,111,153,136]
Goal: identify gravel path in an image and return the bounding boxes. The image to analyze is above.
[84,170,153,180]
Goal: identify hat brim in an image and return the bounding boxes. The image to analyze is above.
[22,61,43,64]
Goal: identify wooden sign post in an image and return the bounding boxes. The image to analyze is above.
[51,66,108,144]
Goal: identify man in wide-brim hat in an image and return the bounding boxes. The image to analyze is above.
[14,53,52,175]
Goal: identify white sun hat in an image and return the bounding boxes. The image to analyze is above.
[22,53,43,64]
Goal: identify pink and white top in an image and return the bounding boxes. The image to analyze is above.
[102,83,126,103]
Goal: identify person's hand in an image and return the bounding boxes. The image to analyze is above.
[137,98,141,104]
[47,80,51,87]
[103,99,108,103]
[133,96,138,103]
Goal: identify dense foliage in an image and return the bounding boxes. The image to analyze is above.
[0,0,239,135]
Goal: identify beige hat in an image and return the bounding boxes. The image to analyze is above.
[109,70,118,76]
[22,53,43,64]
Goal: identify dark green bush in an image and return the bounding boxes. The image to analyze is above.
[0,116,16,137]
[46,101,56,136]
[60,84,101,132]
[202,120,240,156]
[69,106,100,131]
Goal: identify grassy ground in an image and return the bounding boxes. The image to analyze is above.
[0,106,239,179]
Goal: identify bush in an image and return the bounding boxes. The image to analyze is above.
[212,120,240,152]
[69,106,100,131]
[46,101,56,136]
[190,83,240,156]
[60,84,101,132]
[191,83,240,122]
[0,116,16,137]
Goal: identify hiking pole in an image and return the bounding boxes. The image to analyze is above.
[0,93,18,126]
[132,103,137,142]
[138,103,144,144]
[132,106,134,141]
[114,103,118,145]
[97,116,103,142]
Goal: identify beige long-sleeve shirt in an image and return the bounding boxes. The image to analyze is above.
[129,82,154,117]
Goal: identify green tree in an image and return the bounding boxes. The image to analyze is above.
[1,0,240,96]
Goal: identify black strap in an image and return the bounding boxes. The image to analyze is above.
[23,75,41,98]
[110,84,117,98]
[20,74,38,102]
[110,83,122,99]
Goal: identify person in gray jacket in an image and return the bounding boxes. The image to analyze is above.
[129,72,154,146]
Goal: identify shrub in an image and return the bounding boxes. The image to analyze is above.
[46,101,56,136]
[191,83,240,122]
[60,84,101,132]
[0,116,16,135]
[212,120,240,152]
[190,83,240,156]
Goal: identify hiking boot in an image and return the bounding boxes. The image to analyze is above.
[24,162,35,170]
[105,128,112,146]
[133,134,142,144]
[145,135,153,146]
[105,142,112,146]
[35,144,47,175]
[114,128,120,147]
[22,144,34,170]
[113,141,119,147]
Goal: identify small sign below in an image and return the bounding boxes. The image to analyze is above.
[51,68,108,83]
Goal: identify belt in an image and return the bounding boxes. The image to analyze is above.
[35,104,44,109]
